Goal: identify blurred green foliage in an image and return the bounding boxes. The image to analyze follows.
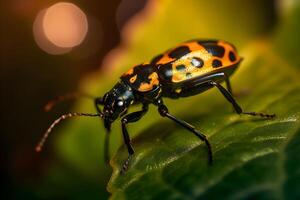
[37,0,300,199]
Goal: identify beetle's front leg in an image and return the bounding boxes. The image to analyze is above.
[120,104,148,173]
[94,98,112,164]
[209,81,275,118]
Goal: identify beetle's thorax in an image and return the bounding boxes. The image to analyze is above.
[102,81,135,124]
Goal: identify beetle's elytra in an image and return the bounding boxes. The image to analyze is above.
[36,39,275,173]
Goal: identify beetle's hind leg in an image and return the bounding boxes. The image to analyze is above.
[209,81,275,118]
[224,73,233,95]
[224,73,250,98]
[156,100,213,165]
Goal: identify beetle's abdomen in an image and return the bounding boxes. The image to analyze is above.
[154,40,242,84]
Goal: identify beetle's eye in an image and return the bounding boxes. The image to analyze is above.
[117,100,124,107]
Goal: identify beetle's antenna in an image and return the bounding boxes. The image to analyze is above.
[44,92,95,112]
[35,112,104,152]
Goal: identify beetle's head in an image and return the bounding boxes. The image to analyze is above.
[102,81,135,128]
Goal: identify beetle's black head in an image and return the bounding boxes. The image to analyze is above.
[102,81,135,128]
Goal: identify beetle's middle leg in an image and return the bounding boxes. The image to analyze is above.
[120,104,149,173]
[156,99,213,165]
[209,81,275,118]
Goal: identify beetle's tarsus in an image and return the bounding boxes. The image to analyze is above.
[121,155,132,174]
[243,111,276,119]
[209,81,276,120]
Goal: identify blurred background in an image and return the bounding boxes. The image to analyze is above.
[1,0,296,199]
[1,0,148,199]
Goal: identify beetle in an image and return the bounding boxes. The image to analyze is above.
[36,39,275,173]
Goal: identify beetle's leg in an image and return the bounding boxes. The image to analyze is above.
[223,73,250,97]
[94,98,111,164]
[222,74,236,112]
[121,104,149,173]
[156,100,213,165]
[224,73,233,95]
[209,81,275,118]
[103,128,111,164]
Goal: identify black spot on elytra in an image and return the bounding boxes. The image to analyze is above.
[168,46,190,59]
[186,73,192,78]
[202,44,225,58]
[191,57,204,68]
[157,63,173,82]
[229,51,236,62]
[212,59,222,68]
[150,54,163,64]
[176,64,186,72]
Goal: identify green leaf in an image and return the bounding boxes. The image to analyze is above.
[108,42,300,199]
[50,0,300,199]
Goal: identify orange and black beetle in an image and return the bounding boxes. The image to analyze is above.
[36,39,275,173]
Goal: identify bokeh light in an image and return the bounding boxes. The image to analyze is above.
[43,2,88,48]
[33,9,72,55]
[33,2,88,54]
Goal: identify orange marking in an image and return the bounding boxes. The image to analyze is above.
[183,41,204,51]
[130,74,137,83]
[171,46,213,82]
[124,68,134,76]
[217,40,241,66]
[156,41,204,65]
[155,40,242,84]
[170,41,242,83]
[138,72,159,92]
